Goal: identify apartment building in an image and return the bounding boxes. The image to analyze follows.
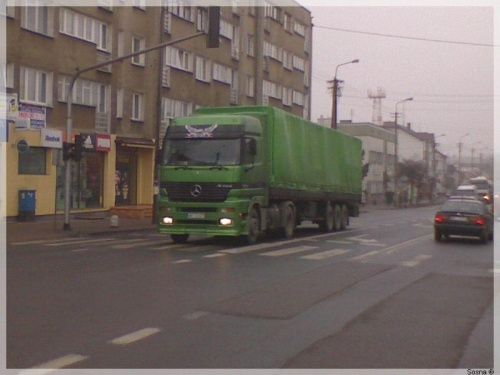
[2,3,312,218]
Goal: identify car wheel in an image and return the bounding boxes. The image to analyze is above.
[245,208,260,245]
[479,229,488,244]
[171,234,189,244]
[434,229,442,242]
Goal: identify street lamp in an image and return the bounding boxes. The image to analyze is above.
[330,59,359,129]
[393,97,413,206]
[457,133,469,185]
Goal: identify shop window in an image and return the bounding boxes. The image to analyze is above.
[18,147,46,175]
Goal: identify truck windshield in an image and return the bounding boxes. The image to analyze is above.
[162,139,241,166]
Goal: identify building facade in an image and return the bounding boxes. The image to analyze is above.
[3,3,313,218]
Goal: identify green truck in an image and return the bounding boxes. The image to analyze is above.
[158,106,362,244]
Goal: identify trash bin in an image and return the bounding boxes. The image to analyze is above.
[18,190,36,222]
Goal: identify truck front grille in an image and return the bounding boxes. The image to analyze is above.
[162,182,232,203]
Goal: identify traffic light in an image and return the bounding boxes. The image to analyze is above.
[74,134,83,162]
[207,6,220,48]
[62,142,73,161]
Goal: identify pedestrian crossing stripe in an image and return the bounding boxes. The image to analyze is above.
[301,248,349,260]
[260,245,317,257]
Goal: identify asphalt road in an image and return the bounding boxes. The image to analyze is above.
[6,205,494,371]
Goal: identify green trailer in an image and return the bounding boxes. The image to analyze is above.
[158,106,362,244]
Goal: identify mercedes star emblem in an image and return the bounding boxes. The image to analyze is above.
[191,184,203,197]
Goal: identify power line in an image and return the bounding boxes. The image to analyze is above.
[313,24,500,48]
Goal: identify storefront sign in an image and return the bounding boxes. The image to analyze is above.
[79,133,111,152]
[95,134,111,152]
[41,129,63,149]
[0,120,8,142]
[0,93,19,121]
[17,103,46,130]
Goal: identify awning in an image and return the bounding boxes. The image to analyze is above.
[116,137,155,149]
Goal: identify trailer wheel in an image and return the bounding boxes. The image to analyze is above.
[340,204,349,230]
[333,204,341,231]
[245,207,260,245]
[320,202,335,232]
[282,204,296,239]
[171,234,189,244]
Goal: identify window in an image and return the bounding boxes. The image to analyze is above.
[282,87,292,107]
[167,3,194,22]
[263,80,281,99]
[213,63,232,85]
[0,64,14,89]
[165,46,193,72]
[131,93,144,121]
[247,34,255,57]
[246,76,254,98]
[20,67,52,106]
[133,0,146,10]
[294,21,306,37]
[220,20,235,40]
[293,55,305,71]
[196,8,208,32]
[263,41,282,62]
[132,36,145,66]
[283,13,292,33]
[59,9,110,52]
[283,50,293,70]
[58,75,101,107]
[161,97,192,120]
[195,57,210,83]
[293,90,304,106]
[19,147,46,175]
[22,3,53,36]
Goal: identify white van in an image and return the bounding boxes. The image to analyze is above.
[455,185,479,199]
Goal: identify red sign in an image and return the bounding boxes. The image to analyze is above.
[96,134,111,152]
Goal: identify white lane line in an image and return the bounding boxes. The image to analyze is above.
[46,238,115,247]
[18,354,89,374]
[348,250,381,262]
[183,311,209,320]
[10,237,97,246]
[203,253,226,258]
[172,259,192,264]
[219,242,288,254]
[326,240,352,244]
[109,328,161,345]
[152,243,190,250]
[301,248,349,260]
[112,240,162,249]
[382,234,432,255]
[359,242,386,247]
[260,245,317,257]
[71,248,89,253]
[401,254,432,267]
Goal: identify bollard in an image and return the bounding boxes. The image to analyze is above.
[110,215,119,228]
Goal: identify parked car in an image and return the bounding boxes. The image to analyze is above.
[454,184,479,198]
[434,197,493,244]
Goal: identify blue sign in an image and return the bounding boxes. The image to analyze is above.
[0,120,7,142]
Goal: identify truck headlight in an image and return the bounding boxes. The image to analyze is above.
[162,216,174,225]
[219,218,233,226]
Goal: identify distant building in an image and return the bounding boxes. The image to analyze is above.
[3,4,312,217]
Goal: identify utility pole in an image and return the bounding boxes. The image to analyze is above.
[393,97,413,206]
[330,59,359,129]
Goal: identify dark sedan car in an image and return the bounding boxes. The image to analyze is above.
[434,197,493,244]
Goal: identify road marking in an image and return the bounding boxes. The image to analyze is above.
[382,234,432,255]
[112,240,163,249]
[348,250,381,261]
[19,354,89,374]
[401,254,432,267]
[359,242,386,247]
[10,237,94,246]
[172,259,192,264]
[326,240,352,244]
[183,311,209,320]
[203,253,226,258]
[71,248,89,253]
[152,243,190,250]
[301,248,349,260]
[46,238,115,247]
[347,234,379,243]
[109,328,161,345]
[260,245,317,257]
[413,223,433,228]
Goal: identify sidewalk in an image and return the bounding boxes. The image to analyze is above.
[5,212,157,245]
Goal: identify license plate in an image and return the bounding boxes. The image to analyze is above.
[451,216,468,222]
[187,213,205,219]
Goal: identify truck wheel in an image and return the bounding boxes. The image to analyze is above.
[340,204,349,230]
[333,204,341,231]
[171,234,189,244]
[245,208,260,245]
[320,202,334,232]
[282,205,296,239]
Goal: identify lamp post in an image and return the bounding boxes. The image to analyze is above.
[393,97,413,206]
[330,59,359,129]
[470,141,481,176]
[457,133,469,186]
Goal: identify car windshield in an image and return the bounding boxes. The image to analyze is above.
[162,139,241,166]
[440,201,483,214]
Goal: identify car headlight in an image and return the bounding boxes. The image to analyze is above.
[162,217,173,225]
[219,218,233,226]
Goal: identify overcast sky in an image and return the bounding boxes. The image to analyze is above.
[298,2,496,160]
